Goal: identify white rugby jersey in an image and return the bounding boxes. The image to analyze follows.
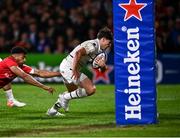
[66,39,103,68]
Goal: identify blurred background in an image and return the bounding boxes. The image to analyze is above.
[0,0,179,84]
[156,0,180,53]
[0,0,113,53]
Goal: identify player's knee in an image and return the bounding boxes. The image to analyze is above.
[87,86,96,96]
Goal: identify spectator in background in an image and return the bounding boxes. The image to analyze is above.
[54,35,65,54]
[67,38,80,52]
[164,6,176,21]
[104,0,112,15]
[15,32,32,51]
[107,15,113,31]
[40,10,51,31]
[177,1,180,17]
[155,0,179,52]
[87,28,96,40]
[1,0,180,55]
[65,27,76,52]
[47,18,56,40]
[89,18,100,31]
[60,0,81,10]
[36,30,51,53]
[156,34,165,52]
[0,0,114,54]
[10,22,21,43]
[0,36,6,52]
[0,22,12,51]
[0,23,9,44]
[28,22,38,51]
[81,0,91,17]
[167,18,180,52]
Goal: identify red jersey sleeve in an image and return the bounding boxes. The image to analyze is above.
[21,64,34,74]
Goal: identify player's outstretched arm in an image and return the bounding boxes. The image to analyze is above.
[32,69,61,78]
[10,66,54,94]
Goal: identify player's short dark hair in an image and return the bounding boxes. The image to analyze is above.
[11,46,27,54]
[97,27,113,41]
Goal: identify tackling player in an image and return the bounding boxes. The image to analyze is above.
[47,27,113,116]
[0,46,61,107]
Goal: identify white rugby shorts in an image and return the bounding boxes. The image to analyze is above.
[59,58,87,85]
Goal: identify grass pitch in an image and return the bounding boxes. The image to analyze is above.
[0,84,180,137]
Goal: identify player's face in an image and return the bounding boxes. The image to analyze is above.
[100,38,112,50]
[16,54,26,65]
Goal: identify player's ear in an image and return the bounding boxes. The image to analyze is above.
[102,37,106,42]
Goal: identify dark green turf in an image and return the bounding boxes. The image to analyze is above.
[0,84,180,137]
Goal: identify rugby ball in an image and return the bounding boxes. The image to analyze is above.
[92,52,106,69]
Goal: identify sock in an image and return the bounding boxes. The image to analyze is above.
[53,100,61,110]
[63,88,88,100]
[5,89,14,101]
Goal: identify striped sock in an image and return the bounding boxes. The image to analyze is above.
[63,88,88,100]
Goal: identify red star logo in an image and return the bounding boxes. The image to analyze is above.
[90,65,113,84]
[119,0,147,21]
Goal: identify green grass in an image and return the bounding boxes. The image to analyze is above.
[0,84,180,137]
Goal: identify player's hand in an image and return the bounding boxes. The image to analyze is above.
[71,69,80,82]
[96,57,106,68]
[43,86,55,94]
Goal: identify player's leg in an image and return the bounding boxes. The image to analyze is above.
[47,61,69,116]
[47,61,92,115]
[61,77,96,101]
[79,77,96,96]
[47,82,77,116]
[47,76,90,115]
[65,83,78,92]
[56,74,96,111]
[47,67,95,116]
[3,83,26,107]
[47,77,95,116]
[54,83,78,111]
[46,87,68,116]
